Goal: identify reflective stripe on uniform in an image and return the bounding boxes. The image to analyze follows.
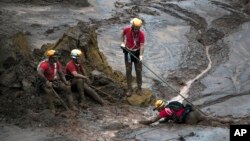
[164,108,173,116]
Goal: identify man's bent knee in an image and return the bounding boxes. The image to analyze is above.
[75,78,84,84]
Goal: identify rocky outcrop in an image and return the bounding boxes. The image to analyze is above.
[0,32,37,121]
[0,22,153,123]
[0,32,35,95]
[44,21,153,104]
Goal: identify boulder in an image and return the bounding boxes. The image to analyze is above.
[127,89,153,106]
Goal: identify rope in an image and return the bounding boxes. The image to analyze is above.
[122,47,207,116]
[90,85,119,101]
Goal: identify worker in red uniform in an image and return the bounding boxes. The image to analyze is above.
[37,50,78,114]
[120,18,145,96]
[65,49,105,108]
[139,99,234,126]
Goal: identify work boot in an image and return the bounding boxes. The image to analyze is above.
[67,95,79,111]
[79,102,89,109]
[136,87,142,95]
[126,89,132,97]
[48,102,56,114]
[70,105,79,112]
[101,100,109,106]
[46,92,56,114]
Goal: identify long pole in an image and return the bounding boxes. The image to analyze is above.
[51,88,70,111]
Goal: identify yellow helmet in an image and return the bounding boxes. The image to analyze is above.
[130,18,142,27]
[153,99,165,111]
[71,49,82,59]
[46,50,57,58]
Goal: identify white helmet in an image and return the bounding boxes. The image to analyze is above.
[71,49,82,59]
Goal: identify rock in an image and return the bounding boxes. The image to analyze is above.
[0,71,17,87]
[127,89,153,106]
[114,2,124,8]
[45,28,55,35]
[22,79,32,91]
[91,70,102,76]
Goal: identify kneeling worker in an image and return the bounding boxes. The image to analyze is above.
[139,99,234,125]
[65,49,105,107]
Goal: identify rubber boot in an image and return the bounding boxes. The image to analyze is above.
[44,87,56,114]
[67,94,78,111]
[74,78,88,108]
[125,61,132,97]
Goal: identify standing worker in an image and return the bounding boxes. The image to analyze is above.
[120,18,145,96]
[65,49,106,107]
[37,50,78,114]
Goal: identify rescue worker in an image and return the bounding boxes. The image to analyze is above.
[37,50,78,114]
[65,49,105,107]
[139,99,234,126]
[120,18,145,96]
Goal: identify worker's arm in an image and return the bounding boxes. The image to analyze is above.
[79,65,91,84]
[139,43,144,56]
[37,68,52,87]
[139,115,161,125]
[58,70,70,86]
[37,69,47,82]
[71,70,88,79]
[121,30,125,43]
[80,65,88,77]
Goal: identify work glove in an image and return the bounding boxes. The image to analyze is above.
[139,55,143,61]
[64,81,70,86]
[120,42,125,48]
[85,77,91,85]
[46,81,52,88]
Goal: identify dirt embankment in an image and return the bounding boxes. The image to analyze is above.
[0,0,90,7]
[0,20,155,140]
[0,21,130,124]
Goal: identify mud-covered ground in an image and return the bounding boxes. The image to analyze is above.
[1,0,250,141]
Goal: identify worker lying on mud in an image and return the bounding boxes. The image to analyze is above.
[37,50,78,114]
[65,49,106,108]
[139,99,234,126]
[120,18,145,96]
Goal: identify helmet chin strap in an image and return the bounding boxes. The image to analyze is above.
[72,58,80,65]
[132,26,140,31]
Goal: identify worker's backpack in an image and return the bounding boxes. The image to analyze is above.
[165,101,184,111]
[166,101,193,123]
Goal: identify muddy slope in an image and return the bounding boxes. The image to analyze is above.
[0,20,153,141]
[0,22,128,121]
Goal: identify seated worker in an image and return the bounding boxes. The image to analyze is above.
[65,49,105,107]
[37,50,78,114]
[139,99,234,126]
